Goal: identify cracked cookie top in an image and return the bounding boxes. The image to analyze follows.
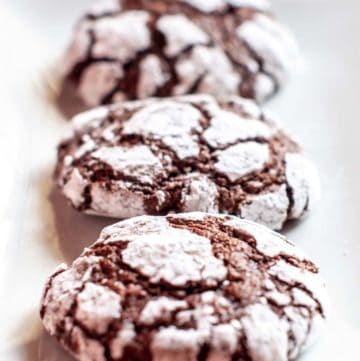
[40,212,329,361]
[61,0,298,107]
[56,95,320,230]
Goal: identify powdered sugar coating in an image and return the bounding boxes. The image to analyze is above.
[156,14,210,57]
[180,0,226,12]
[91,145,163,184]
[268,260,329,316]
[224,216,306,260]
[62,169,87,208]
[215,142,270,181]
[208,324,239,359]
[174,46,241,96]
[292,288,317,309]
[237,14,298,86]
[240,184,289,230]
[109,323,136,359]
[88,181,146,218]
[57,95,320,230]
[150,291,239,361]
[87,0,121,16]
[285,153,321,219]
[242,303,288,361]
[265,290,291,306]
[151,327,205,361]
[121,226,227,287]
[92,11,151,62]
[254,72,277,102]
[123,101,202,159]
[221,95,262,118]
[75,282,121,334]
[137,55,170,99]
[41,213,328,361]
[203,110,273,148]
[72,106,109,133]
[175,290,234,329]
[180,173,219,213]
[284,306,310,359]
[41,256,103,335]
[139,297,188,325]
[73,135,97,159]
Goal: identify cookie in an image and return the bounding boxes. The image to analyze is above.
[56,95,319,230]
[40,212,329,361]
[61,0,298,107]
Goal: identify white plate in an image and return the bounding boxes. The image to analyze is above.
[0,1,359,360]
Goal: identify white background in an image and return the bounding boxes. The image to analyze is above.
[0,0,359,360]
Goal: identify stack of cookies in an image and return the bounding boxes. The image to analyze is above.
[40,1,329,360]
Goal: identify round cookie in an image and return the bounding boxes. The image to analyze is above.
[56,95,320,230]
[61,0,298,107]
[40,212,329,361]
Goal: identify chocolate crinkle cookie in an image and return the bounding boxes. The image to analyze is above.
[40,212,329,361]
[61,0,298,107]
[56,95,320,231]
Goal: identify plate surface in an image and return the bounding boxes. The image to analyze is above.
[0,1,359,360]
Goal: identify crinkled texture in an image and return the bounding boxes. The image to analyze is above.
[180,173,219,213]
[40,213,329,361]
[91,145,164,185]
[61,0,298,106]
[137,55,170,99]
[156,14,210,57]
[237,13,299,86]
[75,282,121,334]
[56,95,320,230]
[121,225,227,287]
[174,46,241,96]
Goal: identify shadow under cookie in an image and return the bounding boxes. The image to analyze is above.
[56,79,88,120]
[49,186,112,263]
[39,330,75,361]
